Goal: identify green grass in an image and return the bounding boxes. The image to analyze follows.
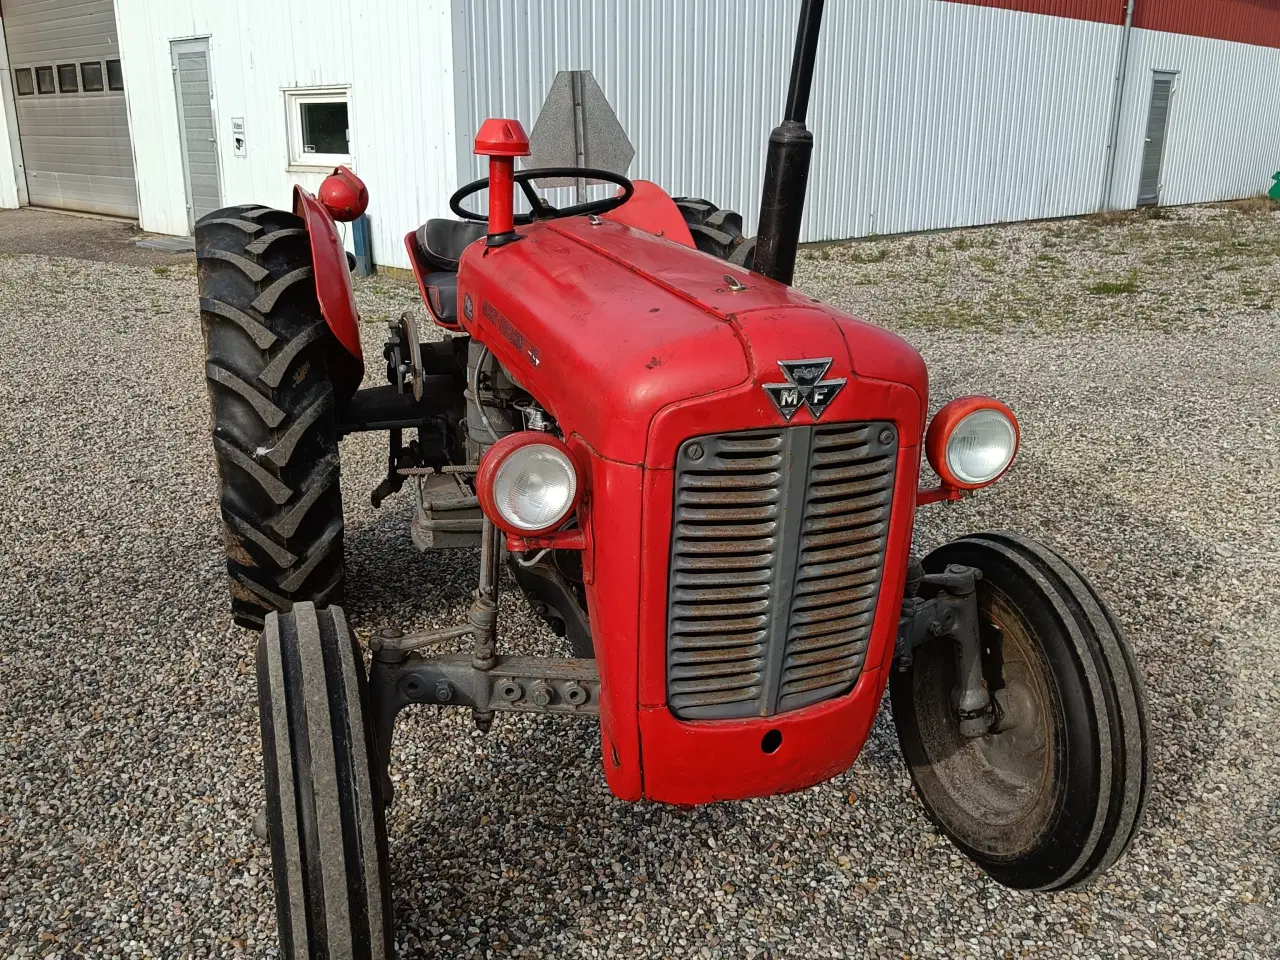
[1086,270,1140,295]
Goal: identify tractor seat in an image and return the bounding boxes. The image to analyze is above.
[414,219,487,272]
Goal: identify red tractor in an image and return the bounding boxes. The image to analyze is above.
[196,3,1148,955]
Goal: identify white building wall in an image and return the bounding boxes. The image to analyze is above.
[1108,28,1280,209]
[0,16,24,210]
[114,0,458,265]
[107,0,1280,262]
[455,0,1123,242]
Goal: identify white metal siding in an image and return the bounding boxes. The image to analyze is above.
[110,0,1280,261]
[454,0,1122,242]
[114,0,458,259]
[1108,28,1280,209]
[0,16,25,208]
[2,0,138,216]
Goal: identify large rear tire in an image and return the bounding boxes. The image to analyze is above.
[258,603,394,959]
[673,197,756,269]
[890,533,1150,891]
[197,205,346,629]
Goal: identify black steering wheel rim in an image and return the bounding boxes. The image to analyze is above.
[449,167,634,225]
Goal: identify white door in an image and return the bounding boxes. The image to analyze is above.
[171,39,221,232]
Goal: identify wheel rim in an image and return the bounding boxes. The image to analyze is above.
[907,588,1062,859]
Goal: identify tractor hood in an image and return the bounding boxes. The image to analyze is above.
[455,216,927,465]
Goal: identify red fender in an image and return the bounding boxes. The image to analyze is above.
[602,180,696,247]
[293,185,364,397]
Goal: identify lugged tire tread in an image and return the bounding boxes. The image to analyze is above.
[197,204,345,628]
[254,266,316,314]
[673,196,757,269]
[247,228,310,256]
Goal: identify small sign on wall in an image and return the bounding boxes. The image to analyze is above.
[231,117,247,157]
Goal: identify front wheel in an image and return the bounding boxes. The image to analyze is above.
[890,533,1150,891]
[258,603,395,957]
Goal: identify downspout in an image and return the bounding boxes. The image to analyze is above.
[1099,0,1137,211]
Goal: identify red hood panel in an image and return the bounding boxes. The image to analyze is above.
[456,217,926,464]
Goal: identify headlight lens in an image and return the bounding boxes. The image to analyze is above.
[946,408,1018,485]
[491,444,578,531]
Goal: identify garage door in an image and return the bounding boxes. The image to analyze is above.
[3,0,138,217]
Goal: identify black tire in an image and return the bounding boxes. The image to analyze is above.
[258,603,394,959]
[673,197,756,269]
[197,205,345,629]
[890,533,1150,891]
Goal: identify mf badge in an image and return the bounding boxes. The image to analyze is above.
[763,358,847,422]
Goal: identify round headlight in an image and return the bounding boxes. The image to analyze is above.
[925,396,1020,491]
[490,442,578,532]
[946,408,1017,485]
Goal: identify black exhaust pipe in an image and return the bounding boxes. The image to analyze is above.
[752,0,826,286]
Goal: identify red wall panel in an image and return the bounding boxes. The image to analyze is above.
[943,0,1280,48]
[1135,0,1280,50]
[941,0,1123,25]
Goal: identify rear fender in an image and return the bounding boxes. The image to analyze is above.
[293,185,365,396]
[602,180,696,248]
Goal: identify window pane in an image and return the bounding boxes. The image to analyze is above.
[106,59,124,91]
[299,101,349,156]
[57,64,78,93]
[15,68,35,96]
[81,61,104,92]
[35,66,56,94]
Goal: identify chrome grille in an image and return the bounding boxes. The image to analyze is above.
[666,423,897,720]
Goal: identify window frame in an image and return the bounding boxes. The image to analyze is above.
[14,67,35,96]
[35,65,56,95]
[81,61,105,93]
[284,86,353,170]
[56,63,79,93]
[105,58,124,91]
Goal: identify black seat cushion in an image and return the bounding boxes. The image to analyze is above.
[425,272,459,323]
[414,219,487,272]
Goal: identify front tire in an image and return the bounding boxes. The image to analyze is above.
[197,205,346,629]
[258,603,394,958]
[890,533,1150,891]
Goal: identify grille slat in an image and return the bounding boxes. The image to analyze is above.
[667,421,897,719]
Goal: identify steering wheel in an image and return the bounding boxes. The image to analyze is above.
[449,167,634,225]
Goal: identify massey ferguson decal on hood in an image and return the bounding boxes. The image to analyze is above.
[763,358,847,421]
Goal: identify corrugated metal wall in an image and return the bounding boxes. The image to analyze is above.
[1135,0,1280,50]
[114,0,458,257]
[943,0,1123,26]
[1109,27,1280,208]
[454,0,1121,241]
[107,0,1280,263]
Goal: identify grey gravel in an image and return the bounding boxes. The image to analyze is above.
[1,202,1277,959]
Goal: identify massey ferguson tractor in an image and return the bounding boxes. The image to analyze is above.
[195,2,1149,954]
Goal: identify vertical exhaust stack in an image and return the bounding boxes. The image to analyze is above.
[752,0,826,286]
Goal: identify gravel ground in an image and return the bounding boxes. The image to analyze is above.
[1,202,1277,959]
[0,207,186,268]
